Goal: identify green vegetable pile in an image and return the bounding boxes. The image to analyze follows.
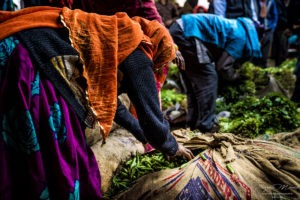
[216,59,300,138]
[161,63,187,110]
[219,92,300,138]
[168,63,180,79]
[162,59,300,138]
[161,88,186,110]
[264,60,296,96]
[218,59,297,105]
[104,151,187,199]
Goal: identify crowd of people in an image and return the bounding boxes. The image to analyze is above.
[0,0,299,199]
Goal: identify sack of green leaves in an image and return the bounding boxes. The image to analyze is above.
[114,132,300,199]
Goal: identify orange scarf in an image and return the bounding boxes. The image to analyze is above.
[0,6,175,138]
[132,16,176,90]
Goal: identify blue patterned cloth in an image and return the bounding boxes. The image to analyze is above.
[0,36,19,67]
[181,13,262,59]
[1,0,14,11]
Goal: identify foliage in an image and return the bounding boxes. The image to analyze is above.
[219,93,300,138]
[218,59,297,104]
[165,60,300,138]
[264,59,296,95]
[276,58,297,70]
[168,63,180,79]
[161,88,186,110]
[104,151,187,199]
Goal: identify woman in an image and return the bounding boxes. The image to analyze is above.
[0,6,193,199]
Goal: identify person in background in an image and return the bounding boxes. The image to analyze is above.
[271,0,290,66]
[0,6,194,199]
[180,0,199,15]
[286,0,300,54]
[208,0,252,19]
[209,0,277,68]
[207,0,214,13]
[169,13,262,133]
[193,5,208,13]
[207,0,264,37]
[208,0,261,41]
[155,0,180,27]
[286,0,300,34]
[174,2,183,15]
[252,0,278,68]
[287,0,300,105]
[291,54,300,105]
[207,0,262,33]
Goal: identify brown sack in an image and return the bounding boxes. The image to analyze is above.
[91,128,144,193]
[256,128,300,150]
[115,133,300,199]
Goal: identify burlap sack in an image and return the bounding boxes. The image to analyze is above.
[91,128,144,193]
[257,128,300,150]
[256,74,293,98]
[86,94,143,193]
[85,94,131,146]
[115,132,300,199]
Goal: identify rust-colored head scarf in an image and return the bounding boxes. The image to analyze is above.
[60,8,147,138]
[132,16,176,91]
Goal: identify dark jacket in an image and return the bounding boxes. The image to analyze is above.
[209,0,252,19]
[225,0,252,19]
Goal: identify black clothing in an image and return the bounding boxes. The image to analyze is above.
[225,0,252,19]
[118,48,178,156]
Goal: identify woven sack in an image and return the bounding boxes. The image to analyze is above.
[115,132,300,199]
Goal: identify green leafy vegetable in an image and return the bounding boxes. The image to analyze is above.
[219,93,300,138]
[161,89,186,110]
[104,151,187,199]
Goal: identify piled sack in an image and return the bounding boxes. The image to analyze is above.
[91,128,144,193]
[257,128,300,150]
[115,131,300,199]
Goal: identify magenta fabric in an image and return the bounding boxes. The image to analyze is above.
[83,0,163,23]
[23,0,163,24]
[0,42,102,199]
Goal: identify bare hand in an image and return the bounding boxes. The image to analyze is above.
[175,144,194,160]
[172,50,185,71]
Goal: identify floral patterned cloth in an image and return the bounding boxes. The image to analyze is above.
[0,37,102,199]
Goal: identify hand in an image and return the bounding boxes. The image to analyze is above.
[174,144,194,160]
[172,50,185,71]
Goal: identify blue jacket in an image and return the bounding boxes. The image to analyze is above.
[181,13,262,59]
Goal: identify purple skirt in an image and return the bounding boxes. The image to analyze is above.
[0,41,102,199]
